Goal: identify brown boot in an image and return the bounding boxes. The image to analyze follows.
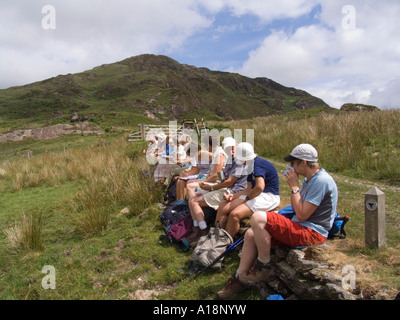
[185,227,200,243]
[238,259,277,285]
[217,274,249,299]
[189,228,208,247]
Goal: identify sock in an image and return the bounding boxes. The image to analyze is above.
[257,256,271,265]
[235,270,245,278]
[198,221,207,230]
[193,220,199,227]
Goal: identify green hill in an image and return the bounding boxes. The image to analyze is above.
[0,54,333,132]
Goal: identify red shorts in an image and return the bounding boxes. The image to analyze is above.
[265,211,327,247]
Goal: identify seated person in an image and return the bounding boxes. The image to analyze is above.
[185,135,228,200]
[153,135,177,182]
[154,132,166,154]
[175,143,211,201]
[163,135,192,187]
[215,142,280,239]
[217,144,338,299]
[186,137,249,247]
[143,137,158,165]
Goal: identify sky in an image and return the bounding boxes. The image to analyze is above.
[1,0,399,110]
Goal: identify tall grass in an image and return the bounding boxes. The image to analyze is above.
[4,212,43,251]
[1,135,163,235]
[224,110,400,183]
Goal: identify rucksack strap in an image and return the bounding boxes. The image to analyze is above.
[158,234,172,246]
[178,238,191,252]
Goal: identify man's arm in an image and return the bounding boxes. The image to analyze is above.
[285,170,317,221]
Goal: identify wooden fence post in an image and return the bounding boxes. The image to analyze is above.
[364,187,386,249]
[139,124,145,140]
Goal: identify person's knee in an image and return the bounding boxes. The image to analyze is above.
[244,228,254,240]
[250,211,267,229]
[243,228,256,246]
[230,208,244,221]
[189,196,197,206]
[217,207,228,217]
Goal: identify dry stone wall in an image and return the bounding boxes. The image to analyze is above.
[258,246,358,300]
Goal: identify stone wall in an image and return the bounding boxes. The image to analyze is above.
[258,246,358,300]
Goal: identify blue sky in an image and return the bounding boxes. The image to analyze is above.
[1,0,399,110]
[173,6,322,72]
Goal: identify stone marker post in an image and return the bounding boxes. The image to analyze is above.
[364,187,386,249]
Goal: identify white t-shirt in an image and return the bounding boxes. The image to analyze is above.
[177,145,186,160]
[210,147,228,176]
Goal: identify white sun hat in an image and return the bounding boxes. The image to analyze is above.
[235,142,257,162]
[222,137,236,151]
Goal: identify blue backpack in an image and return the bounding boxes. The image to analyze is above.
[159,200,190,227]
[278,205,349,239]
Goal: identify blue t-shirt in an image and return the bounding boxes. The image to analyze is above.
[292,169,338,238]
[247,157,279,196]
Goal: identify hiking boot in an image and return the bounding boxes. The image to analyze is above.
[185,227,200,243]
[238,259,277,285]
[189,228,208,248]
[217,274,249,299]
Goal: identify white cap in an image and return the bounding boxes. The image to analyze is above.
[284,144,318,162]
[155,132,166,140]
[235,142,257,162]
[222,137,236,151]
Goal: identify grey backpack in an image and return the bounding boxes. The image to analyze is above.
[190,227,233,271]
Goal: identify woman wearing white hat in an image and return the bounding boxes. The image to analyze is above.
[186,137,248,247]
[216,142,280,239]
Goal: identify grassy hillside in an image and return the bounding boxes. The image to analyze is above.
[0,54,333,133]
[0,110,399,300]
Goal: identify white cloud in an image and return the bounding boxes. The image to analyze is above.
[0,0,399,110]
[234,0,400,109]
[200,0,319,22]
[0,0,212,88]
[236,25,335,86]
[368,77,400,109]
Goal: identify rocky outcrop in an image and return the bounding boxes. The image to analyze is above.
[258,246,359,300]
[0,122,104,143]
[340,103,380,112]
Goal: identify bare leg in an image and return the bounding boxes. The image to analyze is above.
[250,211,272,260]
[215,201,229,229]
[225,203,253,238]
[186,180,200,200]
[176,180,187,200]
[236,228,257,276]
[189,195,208,223]
[215,198,246,229]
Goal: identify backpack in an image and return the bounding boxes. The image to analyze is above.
[164,178,177,204]
[190,227,233,272]
[328,213,349,239]
[159,213,193,252]
[159,200,190,227]
[277,205,349,240]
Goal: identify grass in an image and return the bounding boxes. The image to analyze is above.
[3,212,43,252]
[215,109,400,184]
[0,110,400,300]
